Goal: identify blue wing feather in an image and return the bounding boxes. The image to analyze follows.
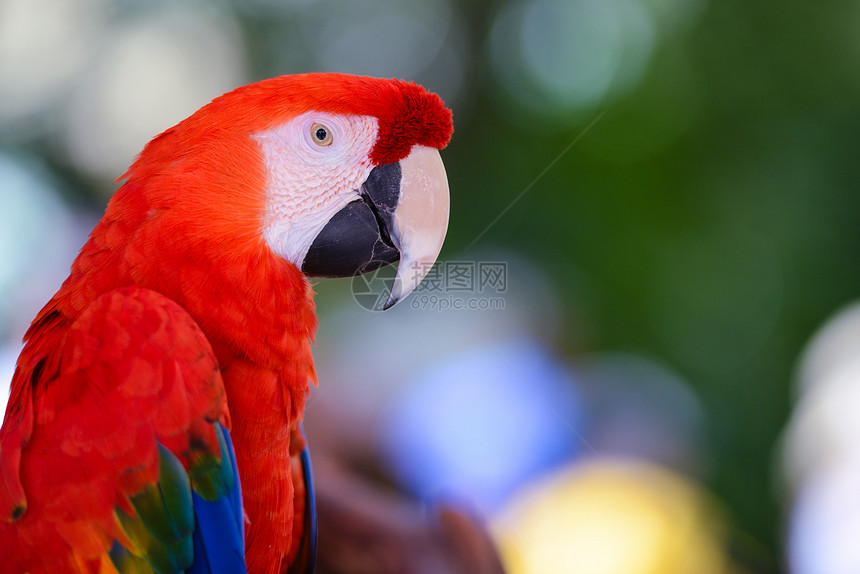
[223,428,245,541]
[188,425,247,574]
[300,442,317,569]
[286,427,317,574]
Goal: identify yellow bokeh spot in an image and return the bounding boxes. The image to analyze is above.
[493,458,734,574]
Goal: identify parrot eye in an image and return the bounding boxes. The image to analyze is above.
[311,123,333,146]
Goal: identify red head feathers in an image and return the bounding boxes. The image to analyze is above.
[241,73,455,164]
[130,73,453,176]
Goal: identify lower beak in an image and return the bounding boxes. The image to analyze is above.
[301,146,449,309]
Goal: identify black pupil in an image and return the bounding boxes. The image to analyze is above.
[315,127,327,141]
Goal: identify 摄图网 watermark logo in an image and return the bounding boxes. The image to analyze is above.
[351,260,508,312]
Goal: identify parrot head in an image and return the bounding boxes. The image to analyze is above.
[124,73,453,309]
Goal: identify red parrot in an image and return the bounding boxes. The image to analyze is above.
[0,73,453,573]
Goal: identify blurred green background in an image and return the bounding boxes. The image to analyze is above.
[2,0,860,571]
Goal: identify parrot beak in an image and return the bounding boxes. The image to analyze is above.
[382,146,449,309]
[301,146,449,309]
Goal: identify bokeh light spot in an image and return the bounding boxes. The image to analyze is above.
[61,4,246,185]
[488,0,656,125]
[0,0,108,133]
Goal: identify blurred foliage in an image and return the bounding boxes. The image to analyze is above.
[3,0,859,567]
[447,0,860,559]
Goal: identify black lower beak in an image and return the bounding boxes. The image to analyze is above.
[301,163,402,277]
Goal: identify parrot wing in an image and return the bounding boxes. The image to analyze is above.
[0,286,247,573]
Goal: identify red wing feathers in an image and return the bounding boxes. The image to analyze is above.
[0,286,231,573]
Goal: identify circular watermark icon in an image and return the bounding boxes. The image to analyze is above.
[350,261,397,312]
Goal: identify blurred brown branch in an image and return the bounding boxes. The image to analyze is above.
[314,455,506,574]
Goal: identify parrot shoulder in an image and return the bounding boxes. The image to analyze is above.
[0,286,246,573]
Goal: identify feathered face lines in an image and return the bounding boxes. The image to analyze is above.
[253,111,379,267]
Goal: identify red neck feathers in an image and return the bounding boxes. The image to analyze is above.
[20,126,317,571]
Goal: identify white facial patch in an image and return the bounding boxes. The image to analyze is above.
[253,112,379,267]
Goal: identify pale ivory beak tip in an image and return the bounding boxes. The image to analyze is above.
[386,146,450,309]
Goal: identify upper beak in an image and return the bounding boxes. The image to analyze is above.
[301,145,449,309]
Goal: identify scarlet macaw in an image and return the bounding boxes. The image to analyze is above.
[0,74,453,573]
